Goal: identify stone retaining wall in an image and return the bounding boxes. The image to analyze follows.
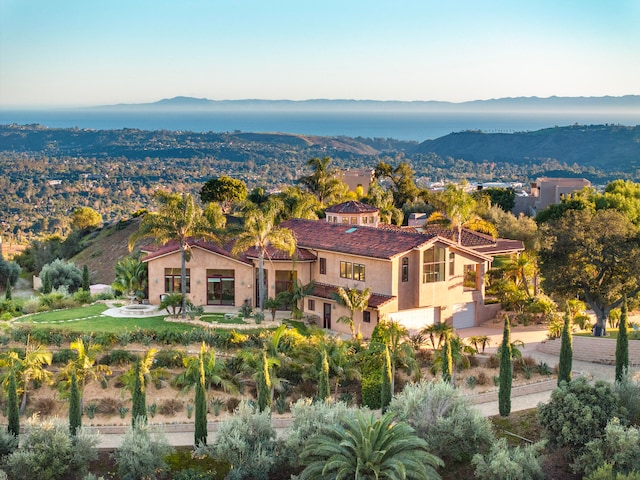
[537,336,640,365]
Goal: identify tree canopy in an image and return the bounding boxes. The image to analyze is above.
[200,175,248,213]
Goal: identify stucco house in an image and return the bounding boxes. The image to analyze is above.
[142,201,523,338]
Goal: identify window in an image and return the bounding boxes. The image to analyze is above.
[327,216,332,223]
[363,311,371,323]
[350,217,357,224]
[353,263,365,282]
[340,261,352,279]
[423,246,446,283]
[340,261,365,281]
[464,264,478,290]
[370,216,375,223]
[449,252,455,276]
[164,268,190,293]
[402,257,409,282]
[333,216,338,223]
[363,216,368,224]
[308,299,315,311]
[342,217,349,224]
[319,257,327,274]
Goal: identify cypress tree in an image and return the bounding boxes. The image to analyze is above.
[69,371,81,436]
[380,345,393,412]
[498,316,513,417]
[442,334,453,383]
[257,351,271,412]
[82,264,90,292]
[42,271,52,294]
[318,348,330,401]
[558,307,573,386]
[131,358,147,426]
[616,297,630,383]
[194,349,208,446]
[7,369,19,437]
[5,280,11,300]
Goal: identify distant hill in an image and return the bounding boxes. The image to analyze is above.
[100,95,640,112]
[413,124,640,169]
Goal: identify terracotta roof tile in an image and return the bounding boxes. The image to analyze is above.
[281,218,436,259]
[243,245,317,261]
[325,200,379,214]
[421,225,496,247]
[141,239,252,265]
[310,282,396,309]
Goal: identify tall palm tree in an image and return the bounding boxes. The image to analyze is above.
[232,202,296,311]
[129,191,225,318]
[333,286,372,340]
[427,183,497,244]
[275,186,322,221]
[0,338,53,415]
[502,252,536,298]
[298,411,443,480]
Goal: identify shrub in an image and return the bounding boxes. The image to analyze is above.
[159,399,183,416]
[196,401,280,480]
[5,417,98,480]
[33,397,57,416]
[0,428,18,457]
[40,259,83,293]
[485,354,500,368]
[573,418,640,477]
[154,349,187,369]
[52,349,78,365]
[388,380,495,465]
[99,349,137,366]
[113,419,173,480]
[73,289,92,305]
[97,398,122,415]
[585,464,640,480]
[285,399,364,469]
[472,438,545,480]
[85,403,98,419]
[538,377,618,459]
[226,397,241,413]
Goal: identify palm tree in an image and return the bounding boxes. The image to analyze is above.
[298,411,443,480]
[59,338,111,409]
[333,286,372,340]
[298,156,348,205]
[275,186,322,221]
[111,256,148,302]
[421,322,454,349]
[232,202,296,311]
[427,183,497,244]
[467,335,491,353]
[176,342,238,395]
[1,338,53,415]
[502,252,536,298]
[129,191,225,318]
[378,319,420,393]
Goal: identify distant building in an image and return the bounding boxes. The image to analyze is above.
[340,168,374,195]
[512,177,591,216]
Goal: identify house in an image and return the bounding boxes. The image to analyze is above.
[142,201,523,338]
[512,177,591,216]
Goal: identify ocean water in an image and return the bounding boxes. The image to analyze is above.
[1,108,639,141]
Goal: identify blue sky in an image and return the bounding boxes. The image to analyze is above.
[1,0,639,107]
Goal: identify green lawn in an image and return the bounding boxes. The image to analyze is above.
[575,328,640,340]
[200,314,247,325]
[17,304,109,323]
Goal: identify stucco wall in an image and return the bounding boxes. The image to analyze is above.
[146,247,254,307]
[537,336,640,365]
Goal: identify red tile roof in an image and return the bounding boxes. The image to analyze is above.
[310,282,396,309]
[243,245,317,262]
[421,225,495,247]
[141,239,252,265]
[325,200,379,214]
[281,218,436,259]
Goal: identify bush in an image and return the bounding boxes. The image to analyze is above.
[585,464,640,480]
[387,379,495,465]
[113,419,173,480]
[284,399,364,469]
[33,398,57,416]
[154,349,188,369]
[97,398,123,415]
[99,349,137,366]
[73,289,92,305]
[573,418,640,477]
[538,377,618,459]
[485,354,500,368]
[40,259,83,293]
[159,399,183,416]
[0,428,18,457]
[52,349,78,364]
[196,401,280,480]
[5,417,98,480]
[226,397,241,413]
[615,371,640,425]
[472,438,546,480]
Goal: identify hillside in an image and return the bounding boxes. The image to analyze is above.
[413,124,640,168]
[71,218,142,285]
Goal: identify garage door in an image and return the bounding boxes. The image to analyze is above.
[389,307,440,334]
[452,302,475,329]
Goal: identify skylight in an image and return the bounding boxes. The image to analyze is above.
[345,227,358,233]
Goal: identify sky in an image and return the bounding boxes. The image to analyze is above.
[1,0,639,107]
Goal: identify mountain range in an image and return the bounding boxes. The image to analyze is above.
[101,95,640,112]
